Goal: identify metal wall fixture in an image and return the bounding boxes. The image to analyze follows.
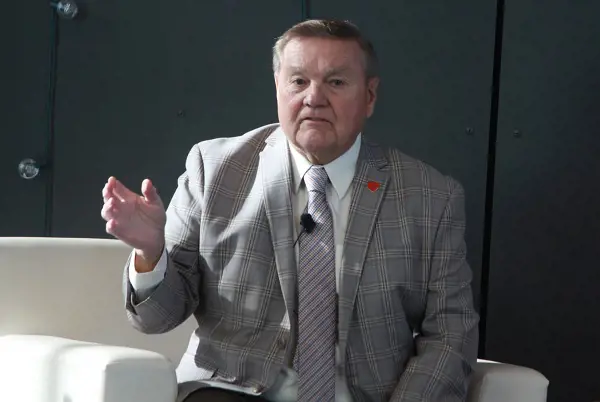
[18,158,43,180]
[50,0,79,19]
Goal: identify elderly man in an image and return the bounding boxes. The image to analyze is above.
[101,19,479,402]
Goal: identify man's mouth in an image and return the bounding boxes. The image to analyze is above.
[302,117,329,123]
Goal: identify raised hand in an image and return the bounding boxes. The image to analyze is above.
[101,176,166,266]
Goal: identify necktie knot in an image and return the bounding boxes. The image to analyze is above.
[304,166,329,194]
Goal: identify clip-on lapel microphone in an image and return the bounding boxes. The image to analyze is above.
[293,213,316,247]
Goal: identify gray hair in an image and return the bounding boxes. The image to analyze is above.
[272,19,379,79]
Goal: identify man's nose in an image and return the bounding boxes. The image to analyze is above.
[304,83,327,107]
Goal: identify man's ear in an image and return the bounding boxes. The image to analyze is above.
[366,77,380,118]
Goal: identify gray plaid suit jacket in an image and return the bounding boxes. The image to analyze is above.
[124,123,479,401]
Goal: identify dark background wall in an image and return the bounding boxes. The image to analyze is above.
[2,1,599,401]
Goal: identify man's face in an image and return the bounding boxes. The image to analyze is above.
[275,37,379,164]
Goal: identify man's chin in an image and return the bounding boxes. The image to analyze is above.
[297,126,331,138]
[297,129,332,146]
[292,131,336,161]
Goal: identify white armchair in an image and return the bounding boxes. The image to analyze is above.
[0,237,549,402]
[0,335,177,402]
[468,359,548,402]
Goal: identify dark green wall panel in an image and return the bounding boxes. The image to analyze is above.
[487,2,600,401]
[0,4,53,236]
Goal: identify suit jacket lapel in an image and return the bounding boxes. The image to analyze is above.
[338,139,390,347]
[260,128,296,321]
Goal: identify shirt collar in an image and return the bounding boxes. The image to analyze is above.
[289,133,362,199]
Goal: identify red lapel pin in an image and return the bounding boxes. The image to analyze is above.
[367,181,380,192]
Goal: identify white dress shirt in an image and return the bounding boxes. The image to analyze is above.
[129,134,361,401]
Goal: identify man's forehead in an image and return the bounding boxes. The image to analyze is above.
[283,36,361,54]
[280,38,364,71]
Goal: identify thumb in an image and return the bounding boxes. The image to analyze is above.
[141,179,161,204]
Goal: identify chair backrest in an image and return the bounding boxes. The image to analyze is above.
[0,237,196,364]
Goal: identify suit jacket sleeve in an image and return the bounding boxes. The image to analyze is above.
[390,179,479,402]
[123,144,204,334]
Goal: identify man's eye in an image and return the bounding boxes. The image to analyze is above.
[292,78,306,85]
[330,79,345,86]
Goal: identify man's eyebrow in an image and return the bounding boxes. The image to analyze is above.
[286,67,353,76]
[324,67,352,77]
[287,67,305,75]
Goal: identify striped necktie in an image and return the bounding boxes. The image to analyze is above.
[295,165,336,402]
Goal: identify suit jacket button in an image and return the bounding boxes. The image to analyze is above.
[252,386,263,394]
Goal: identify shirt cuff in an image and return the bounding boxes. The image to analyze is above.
[128,248,167,295]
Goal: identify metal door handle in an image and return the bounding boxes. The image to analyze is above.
[18,158,43,180]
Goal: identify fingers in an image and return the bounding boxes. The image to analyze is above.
[105,219,115,235]
[105,219,121,238]
[141,179,162,204]
[103,176,125,202]
[113,178,134,202]
[105,177,135,202]
[101,196,120,222]
[102,180,113,203]
[102,199,128,239]
[102,176,135,239]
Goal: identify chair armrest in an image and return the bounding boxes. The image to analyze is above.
[467,359,549,402]
[0,335,177,402]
